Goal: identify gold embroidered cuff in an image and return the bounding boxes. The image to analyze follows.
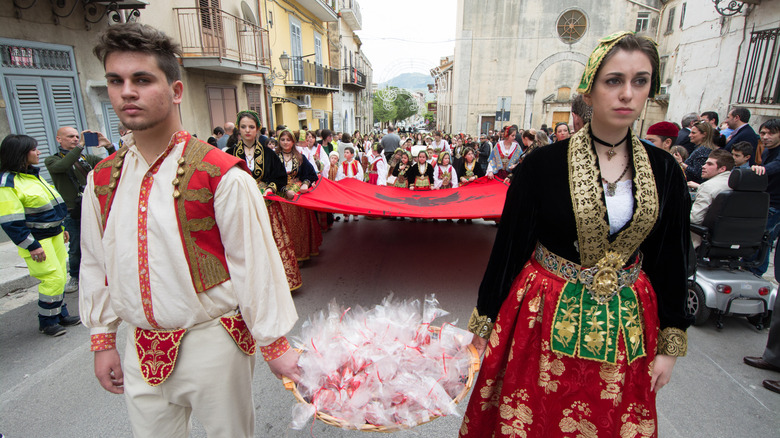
[260,336,291,361]
[468,308,494,339]
[657,327,687,356]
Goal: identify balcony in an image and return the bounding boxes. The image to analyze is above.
[285,57,339,94]
[342,66,366,90]
[737,27,780,105]
[296,0,339,22]
[174,7,270,75]
[339,0,362,30]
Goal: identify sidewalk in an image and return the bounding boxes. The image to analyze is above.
[0,240,39,298]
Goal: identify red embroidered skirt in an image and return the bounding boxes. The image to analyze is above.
[278,203,322,261]
[267,202,302,291]
[460,258,660,438]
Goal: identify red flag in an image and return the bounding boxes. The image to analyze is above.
[267,177,508,219]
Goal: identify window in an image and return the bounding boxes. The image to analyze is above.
[245,84,264,117]
[557,87,571,101]
[737,27,780,104]
[206,86,237,132]
[665,7,675,34]
[636,12,650,33]
[659,56,668,84]
[556,10,587,44]
[680,3,686,29]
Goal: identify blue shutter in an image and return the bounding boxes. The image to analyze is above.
[5,75,55,181]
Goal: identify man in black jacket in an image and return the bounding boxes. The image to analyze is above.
[478,134,491,173]
[725,107,760,165]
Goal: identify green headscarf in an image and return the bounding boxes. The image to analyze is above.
[576,31,660,98]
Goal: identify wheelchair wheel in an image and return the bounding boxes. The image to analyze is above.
[747,311,772,330]
[687,282,711,325]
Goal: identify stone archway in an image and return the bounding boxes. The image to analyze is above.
[524,51,589,128]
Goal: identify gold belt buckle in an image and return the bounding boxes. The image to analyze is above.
[579,251,624,304]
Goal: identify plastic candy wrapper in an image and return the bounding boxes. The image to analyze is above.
[289,295,475,430]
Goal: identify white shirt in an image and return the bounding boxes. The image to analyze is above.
[336,159,364,181]
[431,139,450,153]
[79,132,297,345]
[433,164,459,189]
[298,144,330,177]
[368,153,388,185]
[486,141,519,174]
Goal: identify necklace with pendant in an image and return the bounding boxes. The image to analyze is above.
[602,162,630,197]
[591,129,630,160]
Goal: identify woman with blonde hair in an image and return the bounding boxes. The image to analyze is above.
[680,121,718,184]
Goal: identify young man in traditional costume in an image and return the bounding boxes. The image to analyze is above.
[79,23,300,437]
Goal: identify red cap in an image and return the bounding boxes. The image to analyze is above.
[646,121,679,138]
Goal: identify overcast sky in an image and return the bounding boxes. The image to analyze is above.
[358,0,457,83]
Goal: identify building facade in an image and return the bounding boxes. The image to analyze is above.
[327,0,373,136]
[440,0,663,134]
[660,0,780,128]
[432,56,454,133]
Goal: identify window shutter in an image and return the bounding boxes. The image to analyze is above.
[101,101,122,145]
[5,76,55,181]
[44,78,82,132]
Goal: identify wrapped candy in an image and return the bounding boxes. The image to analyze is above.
[289,295,475,430]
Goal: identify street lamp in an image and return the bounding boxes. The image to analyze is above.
[279,51,290,75]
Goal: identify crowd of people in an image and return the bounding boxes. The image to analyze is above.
[2,21,780,438]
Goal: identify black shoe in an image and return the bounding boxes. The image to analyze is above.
[59,315,81,327]
[40,324,66,337]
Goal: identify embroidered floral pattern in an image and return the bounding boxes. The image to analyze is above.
[559,401,597,437]
[90,332,117,351]
[599,351,625,406]
[619,403,655,437]
[134,327,187,386]
[538,341,565,394]
[219,313,257,355]
[498,389,533,438]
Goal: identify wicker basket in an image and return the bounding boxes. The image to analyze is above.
[282,326,481,432]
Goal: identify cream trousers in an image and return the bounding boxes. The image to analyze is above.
[123,317,256,438]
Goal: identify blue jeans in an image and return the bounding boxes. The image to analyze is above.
[750,207,780,275]
[63,213,80,278]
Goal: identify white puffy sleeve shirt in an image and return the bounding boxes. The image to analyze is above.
[79,139,297,347]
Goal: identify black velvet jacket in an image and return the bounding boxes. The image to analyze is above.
[476,139,693,332]
[225,141,287,194]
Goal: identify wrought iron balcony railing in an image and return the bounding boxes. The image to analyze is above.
[737,27,780,105]
[342,66,366,89]
[287,56,339,91]
[174,7,270,72]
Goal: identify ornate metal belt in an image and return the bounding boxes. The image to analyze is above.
[534,243,642,304]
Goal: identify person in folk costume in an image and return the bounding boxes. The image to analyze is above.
[297,130,330,232]
[486,126,522,184]
[366,143,388,186]
[276,129,322,261]
[407,150,434,191]
[326,151,339,182]
[457,146,486,186]
[335,145,363,222]
[224,110,302,291]
[391,149,413,189]
[431,131,450,154]
[433,151,458,189]
[298,129,330,178]
[80,23,300,437]
[460,32,690,438]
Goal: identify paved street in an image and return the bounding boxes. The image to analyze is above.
[1,218,779,437]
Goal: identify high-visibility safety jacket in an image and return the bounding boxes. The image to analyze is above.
[0,167,67,252]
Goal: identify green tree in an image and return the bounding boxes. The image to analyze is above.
[424,111,436,129]
[393,91,418,123]
[373,88,397,124]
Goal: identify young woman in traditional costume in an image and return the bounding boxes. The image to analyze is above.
[224,111,302,291]
[433,151,458,189]
[298,130,329,178]
[460,32,691,438]
[276,129,322,261]
[457,147,485,187]
[407,150,434,191]
[486,126,521,184]
[391,149,412,188]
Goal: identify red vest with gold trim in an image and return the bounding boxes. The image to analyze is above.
[92,136,246,293]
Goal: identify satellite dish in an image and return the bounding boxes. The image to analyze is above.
[241,1,258,26]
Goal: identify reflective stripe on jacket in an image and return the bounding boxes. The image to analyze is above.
[0,168,67,251]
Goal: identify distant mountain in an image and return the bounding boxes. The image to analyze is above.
[379,73,433,91]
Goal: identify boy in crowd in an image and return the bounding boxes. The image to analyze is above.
[336,146,363,222]
[731,141,752,169]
